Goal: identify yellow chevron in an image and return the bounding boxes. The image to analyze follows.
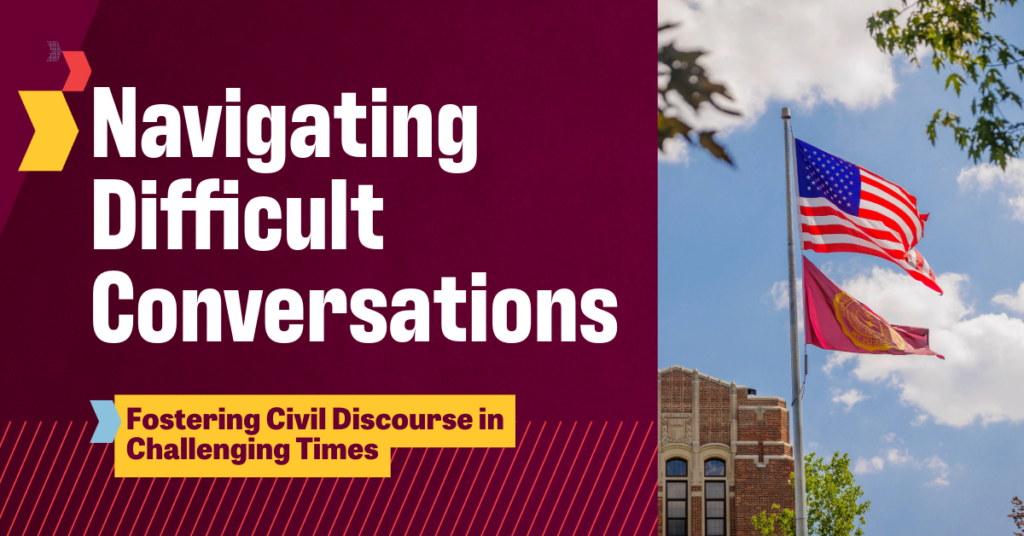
[18,91,79,172]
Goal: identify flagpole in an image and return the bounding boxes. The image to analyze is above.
[782,106,809,536]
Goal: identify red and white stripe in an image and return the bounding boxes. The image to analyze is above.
[803,238,942,294]
[899,248,939,292]
[858,166,926,251]
[800,167,941,294]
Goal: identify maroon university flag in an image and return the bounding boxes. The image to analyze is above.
[803,256,943,359]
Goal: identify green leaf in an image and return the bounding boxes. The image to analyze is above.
[699,131,734,165]
[945,73,965,95]
[752,452,870,536]
[867,0,1024,167]
[657,26,740,165]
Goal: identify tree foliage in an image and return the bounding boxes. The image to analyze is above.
[753,504,796,536]
[1010,496,1024,536]
[657,24,739,164]
[868,0,1024,168]
[752,452,871,536]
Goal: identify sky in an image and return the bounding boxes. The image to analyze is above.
[658,1,1024,534]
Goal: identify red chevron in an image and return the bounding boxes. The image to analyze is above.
[62,51,91,92]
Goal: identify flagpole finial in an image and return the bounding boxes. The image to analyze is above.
[781,107,791,119]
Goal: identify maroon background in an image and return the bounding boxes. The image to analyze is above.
[1,0,654,425]
[1,0,98,236]
[0,1,656,533]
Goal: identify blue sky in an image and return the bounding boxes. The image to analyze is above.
[658,2,1024,534]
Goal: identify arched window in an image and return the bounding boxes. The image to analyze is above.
[667,458,687,477]
[704,458,727,536]
[665,458,688,536]
[704,459,726,476]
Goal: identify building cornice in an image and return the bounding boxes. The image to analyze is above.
[659,366,787,406]
[660,365,737,390]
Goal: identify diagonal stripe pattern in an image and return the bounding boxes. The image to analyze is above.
[0,421,655,534]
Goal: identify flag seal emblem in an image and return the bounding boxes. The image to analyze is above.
[832,292,907,352]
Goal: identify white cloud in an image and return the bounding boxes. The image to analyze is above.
[769,280,789,310]
[832,388,867,411]
[855,436,950,484]
[658,137,690,164]
[766,279,804,330]
[825,267,1024,427]
[992,283,1024,314]
[957,159,1024,221]
[854,456,885,474]
[767,279,802,311]
[658,0,899,132]
[885,448,914,465]
[925,455,950,486]
[823,352,856,375]
[851,455,884,475]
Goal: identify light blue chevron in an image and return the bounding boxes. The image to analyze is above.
[90,400,121,443]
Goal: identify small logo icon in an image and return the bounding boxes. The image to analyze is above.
[47,41,61,62]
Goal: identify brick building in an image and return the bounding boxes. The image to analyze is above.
[658,366,795,536]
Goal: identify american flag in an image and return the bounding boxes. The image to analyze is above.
[795,139,942,294]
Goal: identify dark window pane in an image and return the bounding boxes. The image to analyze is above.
[668,500,687,518]
[667,519,687,536]
[706,500,725,518]
[705,481,725,499]
[705,459,726,477]
[667,459,688,477]
[667,481,687,499]
[707,519,725,536]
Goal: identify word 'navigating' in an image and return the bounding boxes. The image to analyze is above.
[94,87,477,174]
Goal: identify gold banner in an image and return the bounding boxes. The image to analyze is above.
[112,394,515,477]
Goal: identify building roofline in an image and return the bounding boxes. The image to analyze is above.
[659,365,739,390]
[659,365,787,405]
